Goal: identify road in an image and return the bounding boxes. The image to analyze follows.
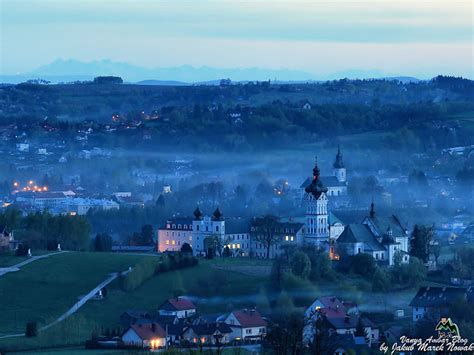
[0,267,132,339]
[0,251,68,277]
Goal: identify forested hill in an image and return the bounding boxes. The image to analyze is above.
[0,76,473,151]
[1,76,473,123]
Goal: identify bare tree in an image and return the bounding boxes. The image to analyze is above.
[253,215,280,259]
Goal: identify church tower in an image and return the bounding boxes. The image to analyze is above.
[333,145,346,183]
[305,157,329,246]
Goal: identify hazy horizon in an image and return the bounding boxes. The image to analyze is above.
[1,0,472,79]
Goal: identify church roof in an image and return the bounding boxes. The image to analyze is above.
[304,158,328,198]
[329,212,343,225]
[300,175,346,188]
[365,215,407,238]
[337,224,385,252]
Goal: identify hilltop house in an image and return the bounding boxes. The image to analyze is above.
[221,309,267,340]
[336,202,409,266]
[121,323,166,349]
[158,297,197,319]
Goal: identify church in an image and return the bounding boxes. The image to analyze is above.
[157,151,410,265]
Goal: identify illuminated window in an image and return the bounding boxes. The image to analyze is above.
[237,244,240,248]
[172,240,175,245]
[285,236,289,241]
[166,240,170,245]
[232,244,236,249]
[290,236,294,241]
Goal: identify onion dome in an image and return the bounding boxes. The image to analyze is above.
[212,207,224,221]
[305,156,328,198]
[333,145,345,169]
[193,206,203,220]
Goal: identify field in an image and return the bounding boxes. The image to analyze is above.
[0,250,55,267]
[0,253,420,352]
[0,252,148,335]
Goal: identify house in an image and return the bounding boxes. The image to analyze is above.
[336,202,409,266]
[0,225,17,251]
[121,323,166,349]
[324,315,379,347]
[303,297,360,345]
[158,297,197,319]
[222,309,267,340]
[332,334,370,355]
[409,286,472,322]
[120,310,149,328]
[182,322,233,345]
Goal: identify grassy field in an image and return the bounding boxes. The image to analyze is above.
[0,252,150,335]
[0,253,419,352]
[0,250,56,267]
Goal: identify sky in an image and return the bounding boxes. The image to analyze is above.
[1,0,473,79]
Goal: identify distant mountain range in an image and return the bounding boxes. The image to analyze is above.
[0,59,421,84]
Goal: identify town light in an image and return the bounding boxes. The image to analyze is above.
[13,182,19,187]
[28,180,34,185]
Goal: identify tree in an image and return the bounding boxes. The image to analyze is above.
[94,233,112,252]
[25,321,38,337]
[290,251,311,279]
[309,315,337,355]
[354,318,369,344]
[265,312,304,355]
[253,215,279,259]
[270,257,285,290]
[140,224,154,245]
[350,253,376,277]
[180,242,192,254]
[410,225,433,264]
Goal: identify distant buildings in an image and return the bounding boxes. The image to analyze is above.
[409,286,474,322]
[13,191,119,215]
[158,148,409,264]
[120,297,267,349]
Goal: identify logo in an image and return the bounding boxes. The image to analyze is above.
[435,317,460,338]
[380,317,474,354]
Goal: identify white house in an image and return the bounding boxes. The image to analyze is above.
[222,309,267,341]
[121,323,166,349]
[158,297,197,319]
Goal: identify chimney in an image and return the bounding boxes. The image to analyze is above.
[152,323,156,332]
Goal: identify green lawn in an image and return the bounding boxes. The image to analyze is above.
[0,252,150,335]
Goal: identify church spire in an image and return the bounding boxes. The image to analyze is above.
[312,156,320,181]
[333,145,344,169]
[370,199,375,219]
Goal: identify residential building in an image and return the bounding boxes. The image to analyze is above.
[158,297,197,319]
[182,323,232,345]
[222,309,267,340]
[409,286,473,322]
[121,323,166,349]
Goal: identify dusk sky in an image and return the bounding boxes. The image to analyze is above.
[1,0,472,78]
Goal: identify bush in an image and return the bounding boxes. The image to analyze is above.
[290,251,311,279]
[372,267,391,292]
[350,253,376,277]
